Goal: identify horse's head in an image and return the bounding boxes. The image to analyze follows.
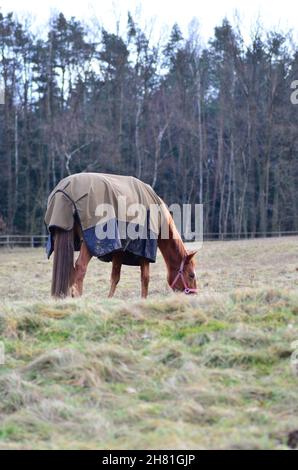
[169,250,198,294]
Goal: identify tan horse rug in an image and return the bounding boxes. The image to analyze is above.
[45,172,168,265]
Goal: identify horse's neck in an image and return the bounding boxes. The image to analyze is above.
[157,218,187,271]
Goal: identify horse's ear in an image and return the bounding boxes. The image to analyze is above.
[186,250,198,263]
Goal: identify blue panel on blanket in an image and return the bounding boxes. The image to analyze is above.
[83,218,158,265]
[46,233,54,259]
[46,218,158,266]
[83,221,122,258]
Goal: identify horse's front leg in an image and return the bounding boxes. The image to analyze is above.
[108,253,122,298]
[70,241,92,297]
[140,259,150,298]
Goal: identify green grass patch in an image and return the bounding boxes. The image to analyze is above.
[0,239,298,449]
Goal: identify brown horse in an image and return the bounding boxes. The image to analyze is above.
[51,211,197,299]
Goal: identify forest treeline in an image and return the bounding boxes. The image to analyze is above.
[0,12,297,235]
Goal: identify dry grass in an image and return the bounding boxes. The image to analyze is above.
[0,237,297,449]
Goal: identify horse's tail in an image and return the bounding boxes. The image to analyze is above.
[51,228,74,297]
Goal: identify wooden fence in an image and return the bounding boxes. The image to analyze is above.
[0,231,297,248]
[0,235,48,248]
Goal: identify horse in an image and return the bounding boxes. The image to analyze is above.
[46,173,197,298]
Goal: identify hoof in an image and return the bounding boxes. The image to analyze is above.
[70,285,81,298]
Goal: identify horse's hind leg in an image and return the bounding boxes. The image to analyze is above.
[71,241,92,297]
[108,253,122,298]
[140,259,150,298]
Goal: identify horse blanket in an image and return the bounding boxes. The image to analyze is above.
[45,172,168,265]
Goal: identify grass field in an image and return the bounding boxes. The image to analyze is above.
[0,237,298,449]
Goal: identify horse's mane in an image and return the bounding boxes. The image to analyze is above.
[158,206,188,264]
[168,213,188,256]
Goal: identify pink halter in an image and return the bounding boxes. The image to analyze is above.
[170,256,197,294]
